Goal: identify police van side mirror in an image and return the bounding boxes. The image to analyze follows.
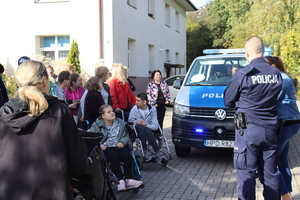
[173,79,183,89]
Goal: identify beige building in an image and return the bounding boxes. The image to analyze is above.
[0,0,196,93]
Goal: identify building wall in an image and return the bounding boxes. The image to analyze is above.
[0,0,190,84]
[0,0,101,75]
[107,0,188,94]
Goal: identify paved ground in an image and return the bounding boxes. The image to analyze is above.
[114,106,300,200]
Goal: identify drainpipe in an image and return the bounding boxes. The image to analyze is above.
[99,0,103,59]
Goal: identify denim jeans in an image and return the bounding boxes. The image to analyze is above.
[277,123,300,195]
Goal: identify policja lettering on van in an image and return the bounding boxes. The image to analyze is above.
[251,74,278,84]
[202,93,224,98]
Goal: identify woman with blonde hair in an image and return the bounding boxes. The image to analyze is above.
[63,63,75,74]
[109,63,136,120]
[0,60,91,200]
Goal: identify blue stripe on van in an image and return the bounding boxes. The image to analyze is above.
[189,86,227,108]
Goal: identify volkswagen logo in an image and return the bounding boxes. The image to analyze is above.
[215,109,226,120]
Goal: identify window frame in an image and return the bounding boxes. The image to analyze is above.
[165,3,170,27]
[35,0,69,3]
[40,35,70,60]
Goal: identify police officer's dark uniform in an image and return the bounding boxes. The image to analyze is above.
[224,57,282,200]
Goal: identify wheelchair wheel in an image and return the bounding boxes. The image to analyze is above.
[135,155,143,171]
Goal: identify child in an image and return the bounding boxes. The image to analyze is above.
[89,104,143,191]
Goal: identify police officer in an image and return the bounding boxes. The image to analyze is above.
[224,36,282,200]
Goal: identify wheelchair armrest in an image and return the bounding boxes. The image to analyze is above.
[127,122,134,125]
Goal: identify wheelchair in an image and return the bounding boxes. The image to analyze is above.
[118,110,172,169]
[71,129,117,200]
[128,123,172,168]
[82,118,144,194]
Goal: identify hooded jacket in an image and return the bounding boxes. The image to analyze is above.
[0,95,91,200]
[128,104,159,131]
[89,117,130,146]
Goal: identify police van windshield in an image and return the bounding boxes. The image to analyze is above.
[185,57,248,86]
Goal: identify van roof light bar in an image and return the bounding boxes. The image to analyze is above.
[203,48,273,55]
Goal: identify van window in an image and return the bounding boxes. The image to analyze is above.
[185,57,248,86]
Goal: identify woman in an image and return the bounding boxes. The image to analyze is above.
[95,66,112,105]
[63,63,75,74]
[84,76,105,125]
[89,105,143,191]
[264,56,300,200]
[0,60,91,200]
[109,63,136,121]
[65,73,85,116]
[80,66,112,123]
[146,70,170,129]
[123,66,136,92]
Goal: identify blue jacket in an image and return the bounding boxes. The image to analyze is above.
[277,71,300,121]
[0,78,8,107]
[224,57,282,128]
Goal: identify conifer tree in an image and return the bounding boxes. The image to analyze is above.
[67,40,81,74]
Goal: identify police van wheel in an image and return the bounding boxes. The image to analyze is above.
[175,145,191,157]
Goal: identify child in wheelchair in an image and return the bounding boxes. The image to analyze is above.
[89,104,143,191]
[128,93,167,164]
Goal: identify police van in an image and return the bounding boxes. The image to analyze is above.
[172,48,272,157]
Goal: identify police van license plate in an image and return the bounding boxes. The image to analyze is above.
[204,140,234,148]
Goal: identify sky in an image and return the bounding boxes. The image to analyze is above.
[190,0,209,9]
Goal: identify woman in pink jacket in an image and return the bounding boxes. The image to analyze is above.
[146,70,170,130]
[65,73,85,116]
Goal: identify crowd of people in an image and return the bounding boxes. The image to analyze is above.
[0,37,299,199]
[0,59,172,197]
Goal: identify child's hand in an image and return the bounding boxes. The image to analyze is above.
[117,142,124,148]
[100,144,106,150]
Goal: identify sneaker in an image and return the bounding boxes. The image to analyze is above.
[144,150,155,162]
[125,179,143,189]
[117,180,126,191]
[156,150,167,162]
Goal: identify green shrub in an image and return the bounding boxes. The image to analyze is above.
[1,74,17,99]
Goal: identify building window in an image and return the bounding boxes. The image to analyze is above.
[127,0,137,8]
[166,50,170,62]
[176,11,180,32]
[40,36,70,60]
[35,0,69,3]
[148,0,155,18]
[128,38,136,70]
[165,3,170,27]
[148,44,154,72]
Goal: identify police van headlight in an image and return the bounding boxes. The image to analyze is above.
[174,103,190,117]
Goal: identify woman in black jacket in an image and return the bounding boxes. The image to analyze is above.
[0,60,92,200]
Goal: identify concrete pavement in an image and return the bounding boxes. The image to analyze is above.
[115,106,300,200]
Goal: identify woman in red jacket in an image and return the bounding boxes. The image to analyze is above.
[109,63,136,121]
